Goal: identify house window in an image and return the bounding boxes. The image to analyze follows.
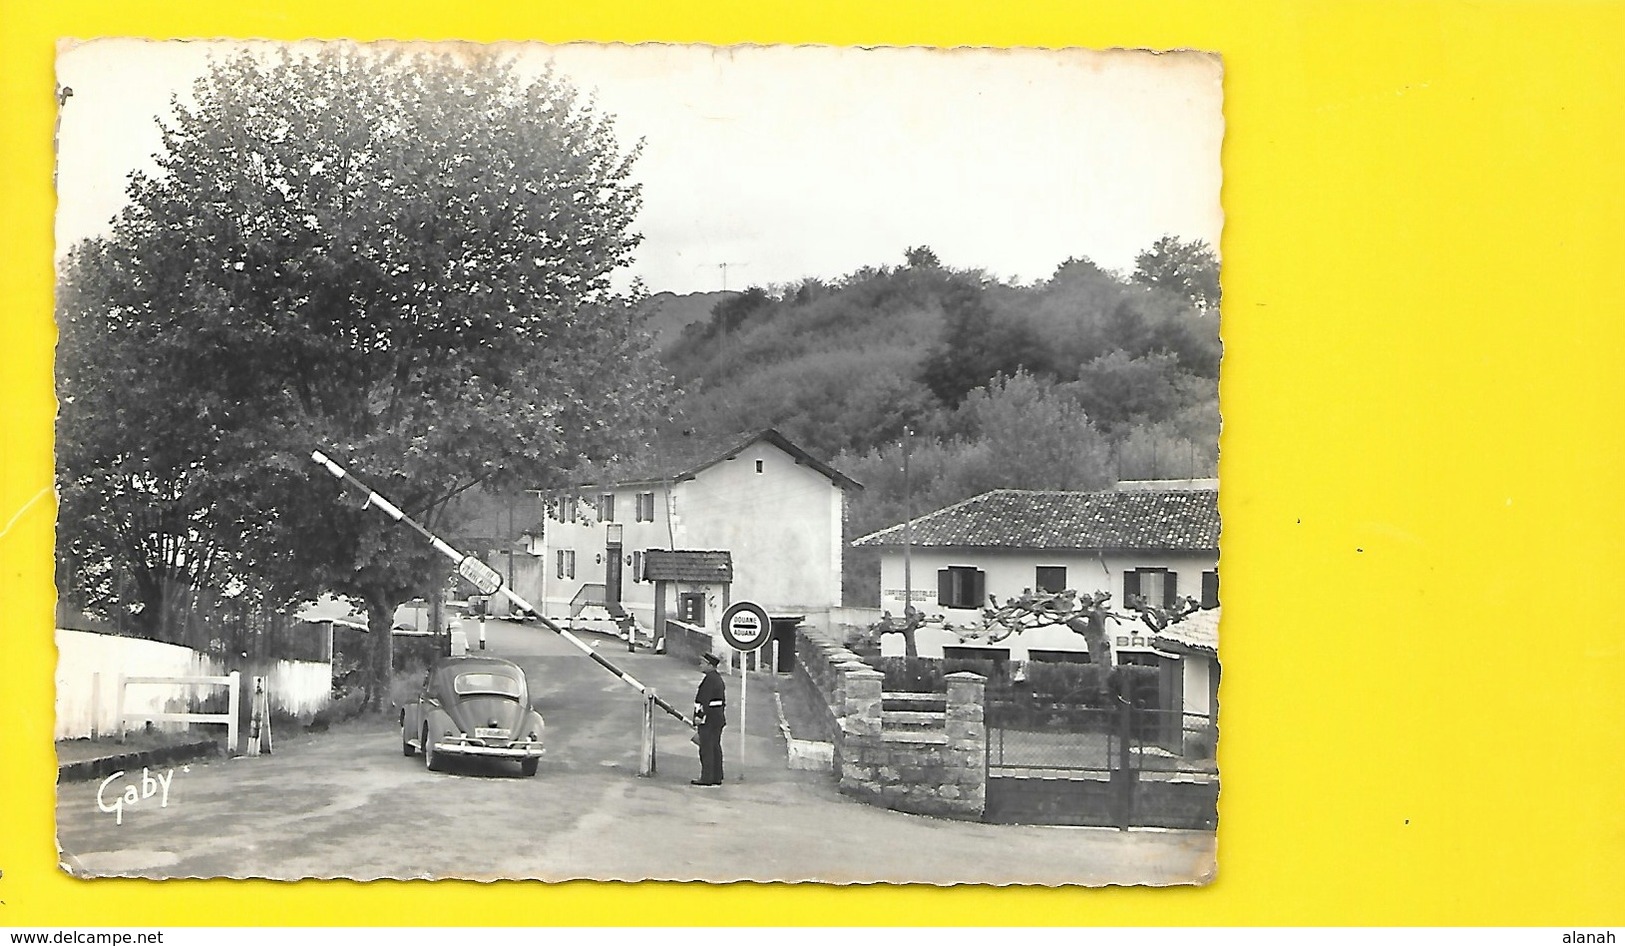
[631,550,644,583]
[597,493,615,522]
[635,492,655,522]
[937,566,986,610]
[1035,566,1068,594]
[1201,570,1219,609]
[755,459,764,473]
[556,549,576,580]
[678,592,706,625]
[1124,567,1177,608]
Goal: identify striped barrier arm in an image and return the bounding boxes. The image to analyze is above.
[310,450,695,728]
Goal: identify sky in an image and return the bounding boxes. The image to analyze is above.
[55,39,1224,296]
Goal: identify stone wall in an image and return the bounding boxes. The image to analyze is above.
[984,774,1218,830]
[663,619,716,665]
[792,626,987,820]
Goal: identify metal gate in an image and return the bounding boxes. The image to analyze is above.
[983,698,1218,829]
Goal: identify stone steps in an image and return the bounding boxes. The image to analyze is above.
[881,691,947,713]
[883,710,947,728]
[880,729,949,745]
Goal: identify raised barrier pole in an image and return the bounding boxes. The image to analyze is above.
[310,450,695,729]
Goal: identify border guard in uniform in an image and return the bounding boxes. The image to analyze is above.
[692,652,727,785]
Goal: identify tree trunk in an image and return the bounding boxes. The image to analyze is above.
[1068,613,1113,669]
[363,594,395,712]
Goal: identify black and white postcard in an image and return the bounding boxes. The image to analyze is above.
[53,39,1223,884]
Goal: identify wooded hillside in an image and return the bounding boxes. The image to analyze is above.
[639,237,1221,604]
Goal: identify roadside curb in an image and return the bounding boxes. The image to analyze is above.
[56,739,221,783]
[772,690,834,773]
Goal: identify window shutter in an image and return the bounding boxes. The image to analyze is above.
[938,569,954,607]
[1202,570,1219,609]
[971,570,987,609]
[1123,570,1141,606]
[1164,570,1179,607]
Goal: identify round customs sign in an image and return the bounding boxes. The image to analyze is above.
[720,601,772,652]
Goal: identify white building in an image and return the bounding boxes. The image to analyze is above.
[523,429,861,638]
[850,487,1219,662]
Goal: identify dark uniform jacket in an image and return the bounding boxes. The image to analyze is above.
[694,668,727,728]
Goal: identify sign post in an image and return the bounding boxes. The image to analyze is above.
[720,601,771,782]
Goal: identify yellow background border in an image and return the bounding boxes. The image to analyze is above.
[4,0,1624,926]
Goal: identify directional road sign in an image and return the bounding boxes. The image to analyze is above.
[457,555,505,596]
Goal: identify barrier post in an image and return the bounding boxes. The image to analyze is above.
[226,670,241,755]
[638,692,657,777]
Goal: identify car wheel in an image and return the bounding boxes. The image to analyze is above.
[424,725,444,772]
[402,725,416,757]
[520,758,539,777]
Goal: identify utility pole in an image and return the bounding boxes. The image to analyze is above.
[902,426,914,620]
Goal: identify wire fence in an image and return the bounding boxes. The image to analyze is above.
[986,702,1217,775]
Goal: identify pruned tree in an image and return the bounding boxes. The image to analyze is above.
[56,43,668,706]
[1126,594,1201,633]
[969,590,1129,669]
[858,607,929,659]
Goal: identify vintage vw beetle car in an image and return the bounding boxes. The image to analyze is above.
[401,655,545,775]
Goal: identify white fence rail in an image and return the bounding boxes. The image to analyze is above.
[55,628,332,742]
[116,671,241,754]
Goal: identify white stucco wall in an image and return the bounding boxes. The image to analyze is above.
[1182,656,1214,718]
[55,629,332,740]
[532,483,674,622]
[872,547,1216,660]
[675,440,843,612]
[876,547,1215,618]
[536,440,846,619]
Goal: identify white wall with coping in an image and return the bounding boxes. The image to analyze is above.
[55,628,331,741]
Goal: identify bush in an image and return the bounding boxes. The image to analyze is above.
[869,655,944,693]
[1027,662,1112,705]
[1185,723,1217,760]
[943,656,1002,683]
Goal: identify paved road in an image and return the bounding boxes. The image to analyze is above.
[57,620,1215,884]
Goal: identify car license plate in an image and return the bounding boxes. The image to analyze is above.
[475,727,509,740]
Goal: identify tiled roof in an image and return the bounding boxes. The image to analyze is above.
[851,488,1219,552]
[1152,606,1220,657]
[578,428,861,492]
[643,549,734,583]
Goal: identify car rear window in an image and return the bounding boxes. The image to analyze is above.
[453,672,522,698]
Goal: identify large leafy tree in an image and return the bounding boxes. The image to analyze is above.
[1132,235,1221,313]
[57,44,667,705]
